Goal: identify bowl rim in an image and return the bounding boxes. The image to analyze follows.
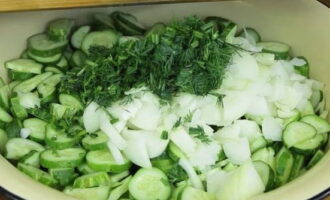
[0,185,330,200]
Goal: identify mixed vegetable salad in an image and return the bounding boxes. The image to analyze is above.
[0,11,329,200]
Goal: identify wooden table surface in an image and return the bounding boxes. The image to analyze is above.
[0,0,329,199]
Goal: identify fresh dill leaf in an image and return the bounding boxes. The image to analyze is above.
[167,163,188,184]
[161,130,169,140]
[174,118,181,128]
[60,16,237,107]
[189,125,211,143]
[183,111,193,123]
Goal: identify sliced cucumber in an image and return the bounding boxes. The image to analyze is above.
[47,18,74,41]
[6,138,44,160]
[306,149,324,169]
[27,107,52,122]
[71,50,86,67]
[108,176,132,200]
[56,56,68,69]
[291,134,323,155]
[129,168,171,200]
[50,103,72,119]
[283,121,317,148]
[257,42,290,60]
[45,124,78,149]
[93,13,115,30]
[274,147,294,186]
[250,136,268,153]
[13,72,52,93]
[86,149,131,173]
[64,186,110,200]
[45,66,63,74]
[110,170,130,186]
[77,163,97,175]
[145,23,166,38]
[239,27,261,43]
[292,56,309,77]
[10,97,28,119]
[0,106,13,123]
[300,115,330,134]
[82,131,109,150]
[27,50,62,64]
[5,58,42,74]
[289,155,305,181]
[23,118,47,142]
[19,150,40,168]
[113,11,145,34]
[5,119,22,138]
[9,71,33,81]
[59,94,84,111]
[0,85,10,109]
[0,129,8,154]
[167,142,186,161]
[253,161,275,191]
[71,25,91,49]
[18,163,58,188]
[81,30,119,54]
[27,33,67,57]
[49,167,76,187]
[40,148,86,168]
[180,186,216,200]
[252,147,275,170]
[73,172,111,188]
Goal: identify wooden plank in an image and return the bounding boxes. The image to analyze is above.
[0,0,224,12]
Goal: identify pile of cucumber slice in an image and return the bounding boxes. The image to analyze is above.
[0,10,329,200]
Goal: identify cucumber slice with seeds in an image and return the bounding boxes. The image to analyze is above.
[64,186,110,200]
[291,134,323,155]
[49,167,76,187]
[73,172,111,188]
[86,149,131,173]
[40,148,86,168]
[6,138,44,160]
[82,131,109,150]
[5,59,42,74]
[81,30,119,54]
[306,149,324,169]
[274,147,294,186]
[59,94,84,111]
[19,150,40,168]
[257,42,290,60]
[18,163,58,188]
[71,26,91,49]
[283,121,317,148]
[47,18,74,41]
[28,33,68,57]
[27,50,62,64]
[129,168,171,200]
[300,115,330,134]
[45,124,78,149]
[24,118,47,142]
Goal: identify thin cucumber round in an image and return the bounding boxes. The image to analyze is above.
[0,107,13,123]
[180,186,215,200]
[6,138,45,160]
[27,33,68,57]
[23,118,47,142]
[257,41,290,60]
[47,18,74,41]
[81,30,119,54]
[9,71,33,81]
[71,25,91,49]
[86,149,132,173]
[289,155,305,181]
[40,148,86,168]
[71,50,87,67]
[18,163,59,188]
[167,142,186,162]
[64,186,110,200]
[10,97,28,119]
[73,172,111,188]
[59,94,84,111]
[19,150,40,168]
[5,58,43,74]
[283,121,317,148]
[45,66,63,74]
[129,168,171,200]
[93,13,115,30]
[239,27,261,43]
[56,56,68,69]
[274,147,294,186]
[45,124,78,149]
[49,167,76,187]
[27,50,62,64]
[291,134,323,155]
[77,163,97,175]
[82,131,109,150]
[253,160,275,191]
[300,114,330,134]
[113,11,145,34]
[306,149,324,169]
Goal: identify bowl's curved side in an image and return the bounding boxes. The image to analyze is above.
[0,0,330,200]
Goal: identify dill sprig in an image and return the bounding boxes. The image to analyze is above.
[60,16,236,107]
